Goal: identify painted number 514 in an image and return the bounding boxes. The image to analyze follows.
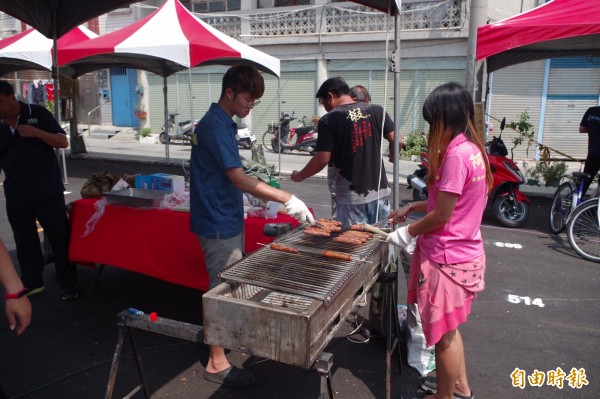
[508,294,545,308]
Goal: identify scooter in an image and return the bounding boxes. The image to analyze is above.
[407,118,530,227]
[236,122,256,149]
[159,112,198,144]
[271,112,318,155]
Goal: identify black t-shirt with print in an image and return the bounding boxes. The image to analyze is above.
[316,102,394,203]
[581,106,600,156]
[0,102,65,203]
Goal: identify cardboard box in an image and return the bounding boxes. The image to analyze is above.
[135,173,185,194]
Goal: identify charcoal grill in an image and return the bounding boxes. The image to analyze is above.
[203,226,389,368]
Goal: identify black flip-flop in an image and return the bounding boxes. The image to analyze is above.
[424,391,474,399]
[203,365,255,388]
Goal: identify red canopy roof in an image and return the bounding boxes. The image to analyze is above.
[476,0,600,72]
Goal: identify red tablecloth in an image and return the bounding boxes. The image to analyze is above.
[68,199,300,291]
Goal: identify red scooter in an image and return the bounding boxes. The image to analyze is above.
[407,118,530,227]
[270,112,318,155]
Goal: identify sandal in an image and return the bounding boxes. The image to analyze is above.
[421,377,474,399]
[203,365,255,388]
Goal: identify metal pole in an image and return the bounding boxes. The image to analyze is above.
[188,68,194,125]
[392,1,401,210]
[164,76,170,163]
[51,3,68,183]
[278,78,281,175]
[465,0,488,98]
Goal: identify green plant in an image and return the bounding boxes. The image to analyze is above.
[140,127,152,137]
[524,167,541,180]
[401,130,427,158]
[535,160,568,185]
[45,100,55,114]
[507,111,535,160]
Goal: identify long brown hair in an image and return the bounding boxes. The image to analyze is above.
[422,82,493,192]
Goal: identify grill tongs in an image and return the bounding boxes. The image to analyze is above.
[352,223,389,237]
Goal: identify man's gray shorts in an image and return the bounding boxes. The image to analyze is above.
[198,233,243,289]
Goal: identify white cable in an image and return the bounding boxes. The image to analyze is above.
[374,6,394,224]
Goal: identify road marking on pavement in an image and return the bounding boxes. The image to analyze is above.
[490,240,523,249]
[507,294,545,307]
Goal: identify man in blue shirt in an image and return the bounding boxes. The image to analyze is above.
[190,65,314,389]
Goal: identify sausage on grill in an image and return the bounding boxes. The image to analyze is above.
[270,244,299,254]
[317,218,342,227]
[322,225,342,232]
[322,251,352,261]
[339,234,368,243]
[304,228,331,237]
[342,231,373,239]
[333,236,363,245]
[350,224,366,231]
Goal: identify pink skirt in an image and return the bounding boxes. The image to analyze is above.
[407,248,486,347]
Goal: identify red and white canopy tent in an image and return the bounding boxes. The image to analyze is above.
[59,0,280,162]
[476,0,600,73]
[59,0,279,77]
[0,26,98,76]
[0,0,140,129]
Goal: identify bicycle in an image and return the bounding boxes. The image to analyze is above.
[548,171,592,234]
[566,197,600,263]
[261,122,278,152]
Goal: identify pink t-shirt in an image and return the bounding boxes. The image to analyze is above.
[418,133,488,264]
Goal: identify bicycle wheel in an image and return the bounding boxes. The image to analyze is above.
[566,199,600,263]
[262,130,274,152]
[549,182,576,234]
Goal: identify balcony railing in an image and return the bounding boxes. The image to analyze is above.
[199,0,464,40]
[0,0,463,42]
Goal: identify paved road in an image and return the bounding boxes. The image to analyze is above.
[0,139,597,398]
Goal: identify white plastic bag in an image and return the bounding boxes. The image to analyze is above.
[406,303,436,377]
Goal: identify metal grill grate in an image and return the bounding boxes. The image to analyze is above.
[219,227,385,305]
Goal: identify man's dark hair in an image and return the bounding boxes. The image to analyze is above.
[0,80,15,96]
[350,85,371,103]
[316,77,350,99]
[221,65,265,100]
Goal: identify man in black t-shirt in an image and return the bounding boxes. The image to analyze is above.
[0,80,78,301]
[292,77,399,227]
[580,106,600,196]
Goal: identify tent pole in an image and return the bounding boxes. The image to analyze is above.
[392,3,401,210]
[188,68,194,125]
[51,7,68,184]
[164,76,170,164]
[176,72,181,117]
[277,77,281,176]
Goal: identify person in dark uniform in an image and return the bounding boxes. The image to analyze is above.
[579,105,600,197]
[0,80,78,300]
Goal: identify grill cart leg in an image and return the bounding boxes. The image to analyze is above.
[105,324,151,399]
[105,310,204,399]
[314,352,336,399]
[381,272,403,399]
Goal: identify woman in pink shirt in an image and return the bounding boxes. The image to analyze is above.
[387,82,493,399]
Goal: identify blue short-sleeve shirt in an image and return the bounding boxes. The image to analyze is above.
[190,103,244,238]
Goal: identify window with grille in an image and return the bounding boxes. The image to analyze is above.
[192,0,241,13]
[274,0,312,5]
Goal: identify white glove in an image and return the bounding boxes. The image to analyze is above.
[386,225,417,255]
[284,195,315,224]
